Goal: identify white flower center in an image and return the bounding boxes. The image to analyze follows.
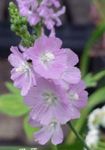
[50,121,57,128]
[16,62,30,73]
[40,52,55,65]
[43,91,57,105]
[69,91,79,101]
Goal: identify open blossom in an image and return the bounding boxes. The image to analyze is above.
[24,35,81,82]
[67,80,88,110]
[16,0,65,29]
[8,46,36,96]
[24,78,80,126]
[25,79,88,145]
[34,120,64,145]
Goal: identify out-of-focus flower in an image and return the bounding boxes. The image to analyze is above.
[16,0,65,30]
[16,0,40,25]
[85,129,99,150]
[88,106,105,130]
[42,0,61,8]
[8,46,36,96]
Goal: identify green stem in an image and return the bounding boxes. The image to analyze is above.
[68,122,90,150]
[52,145,58,150]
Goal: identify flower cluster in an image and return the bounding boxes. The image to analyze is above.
[9,35,88,145]
[16,0,65,30]
[8,0,88,146]
[85,106,105,149]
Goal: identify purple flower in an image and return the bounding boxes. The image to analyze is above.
[16,0,65,29]
[24,78,78,125]
[37,5,65,30]
[24,35,68,80]
[16,0,40,26]
[24,35,81,84]
[8,46,36,96]
[34,120,63,145]
[24,78,88,145]
[42,0,61,8]
[67,80,88,110]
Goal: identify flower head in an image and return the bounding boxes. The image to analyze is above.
[8,46,36,96]
[16,0,65,30]
[24,78,77,125]
[24,35,67,80]
[16,0,40,26]
[24,35,81,83]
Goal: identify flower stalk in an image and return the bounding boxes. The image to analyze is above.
[52,145,58,150]
[68,122,90,150]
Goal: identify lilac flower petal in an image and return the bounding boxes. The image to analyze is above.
[35,126,53,145]
[61,67,81,84]
[8,46,36,96]
[51,124,63,145]
[8,47,23,67]
[68,80,88,111]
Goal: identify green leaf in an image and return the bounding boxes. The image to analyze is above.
[24,116,39,140]
[93,70,105,81]
[0,94,29,117]
[88,87,105,109]
[80,23,105,77]
[5,82,20,94]
[84,73,97,88]
[84,70,105,88]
